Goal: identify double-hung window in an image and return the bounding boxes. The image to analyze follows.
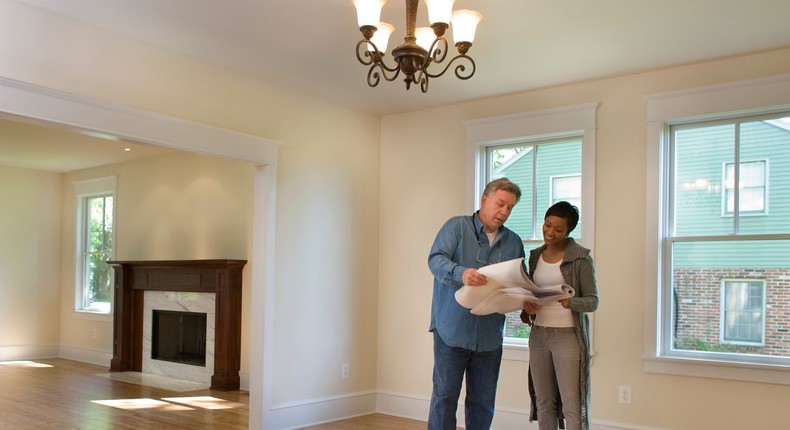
[465,103,597,358]
[645,75,790,384]
[74,177,116,314]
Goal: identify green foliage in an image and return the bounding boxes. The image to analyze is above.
[86,196,113,305]
[675,337,739,353]
[511,321,531,339]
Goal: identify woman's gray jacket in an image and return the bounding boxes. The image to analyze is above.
[525,238,598,430]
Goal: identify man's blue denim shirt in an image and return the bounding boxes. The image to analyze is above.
[428,212,525,351]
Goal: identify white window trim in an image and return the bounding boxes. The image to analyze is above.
[644,73,790,385]
[465,102,598,361]
[73,176,116,319]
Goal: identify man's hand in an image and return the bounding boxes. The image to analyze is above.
[462,268,487,287]
[523,301,542,314]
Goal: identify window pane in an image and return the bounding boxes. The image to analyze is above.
[738,118,790,234]
[82,194,113,312]
[88,196,113,252]
[673,124,734,236]
[491,145,534,240]
[536,141,582,238]
[671,239,789,356]
[84,252,112,312]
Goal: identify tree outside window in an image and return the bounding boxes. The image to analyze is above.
[82,195,113,312]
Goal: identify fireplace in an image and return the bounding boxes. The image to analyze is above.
[107,259,246,390]
[152,310,207,366]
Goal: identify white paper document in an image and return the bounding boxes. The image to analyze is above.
[454,258,575,316]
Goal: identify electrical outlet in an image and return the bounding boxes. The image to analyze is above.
[341,363,350,378]
[618,385,632,404]
[91,328,97,338]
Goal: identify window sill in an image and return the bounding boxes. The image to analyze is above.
[644,355,790,385]
[72,310,112,322]
[503,342,529,362]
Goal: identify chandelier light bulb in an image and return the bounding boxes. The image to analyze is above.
[415,27,435,52]
[369,22,395,52]
[425,0,455,25]
[353,0,387,28]
[451,9,482,44]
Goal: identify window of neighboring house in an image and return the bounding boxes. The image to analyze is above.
[465,103,597,359]
[645,74,790,385]
[723,160,767,215]
[721,279,765,346]
[74,177,116,314]
[551,174,582,208]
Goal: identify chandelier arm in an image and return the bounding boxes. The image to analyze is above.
[357,39,404,75]
[422,54,477,80]
[427,37,449,64]
[367,63,402,88]
[356,39,379,66]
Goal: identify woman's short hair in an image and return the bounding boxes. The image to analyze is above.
[483,178,522,203]
[545,201,580,234]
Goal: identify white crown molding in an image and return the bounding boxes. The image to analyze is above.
[0,76,279,166]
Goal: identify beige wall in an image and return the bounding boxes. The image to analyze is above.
[0,166,61,352]
[377,47,790,429]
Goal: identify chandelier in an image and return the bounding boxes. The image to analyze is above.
[352,0,482,92]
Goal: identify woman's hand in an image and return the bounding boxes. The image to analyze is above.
[523,301,542,314]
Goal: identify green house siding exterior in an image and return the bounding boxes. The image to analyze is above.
[495,139,583,241]
[674,121,790,268]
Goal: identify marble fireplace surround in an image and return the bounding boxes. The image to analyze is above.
[107,259,246,390]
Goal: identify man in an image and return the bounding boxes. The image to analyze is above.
[427,178,526,429]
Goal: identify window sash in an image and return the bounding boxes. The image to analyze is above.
[485,138,583,344]
[73,177,116,315]
[663,111,790,367]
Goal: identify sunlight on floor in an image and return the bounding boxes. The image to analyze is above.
[92,396,243,411]
[163,396,242,410]
[0,360,53,368]
[92,398,194,411]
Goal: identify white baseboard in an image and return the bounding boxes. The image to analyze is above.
[264,390,377,430]
[374,391,651,430]
[0,343,59,361]
[58,344,113,367]
[240,370,250,391]
[375,391,534,429]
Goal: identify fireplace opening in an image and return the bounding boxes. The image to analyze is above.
[152,310,207,367]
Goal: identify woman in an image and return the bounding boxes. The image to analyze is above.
[521,201,598,430]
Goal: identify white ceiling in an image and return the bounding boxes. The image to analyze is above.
[3,0,790,171]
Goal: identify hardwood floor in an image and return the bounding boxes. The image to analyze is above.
[300,414,429,430]
[0,358,428,430]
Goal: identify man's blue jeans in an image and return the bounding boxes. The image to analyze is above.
[428,331,503,430]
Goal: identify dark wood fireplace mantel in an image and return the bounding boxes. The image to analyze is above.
[107,259,247,390]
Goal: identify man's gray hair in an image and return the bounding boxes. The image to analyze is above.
[483,178,521,203]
